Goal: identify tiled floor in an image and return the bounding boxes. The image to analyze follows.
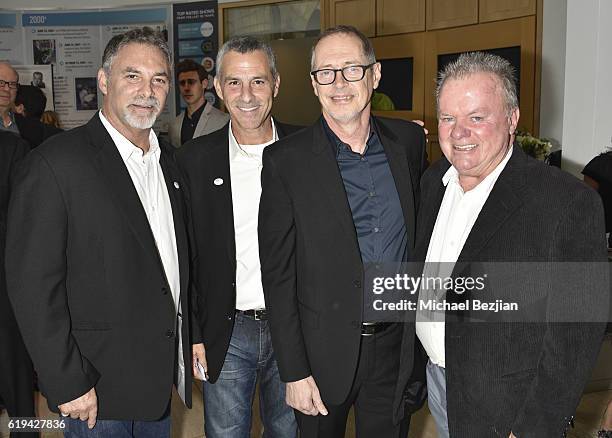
[1,385,609,437]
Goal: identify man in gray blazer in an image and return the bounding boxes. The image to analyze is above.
[169,59,228,147]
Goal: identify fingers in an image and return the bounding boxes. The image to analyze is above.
[58,387,98,429]
[87,406,98,429]
[311,387,328,416]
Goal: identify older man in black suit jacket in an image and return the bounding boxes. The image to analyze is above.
[258,25,427,438]
[394,52,608,438]
[6,28,196,437]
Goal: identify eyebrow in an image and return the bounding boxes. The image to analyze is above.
[122,67,168,77]
[223,75,267,82]
[316,60,364,69]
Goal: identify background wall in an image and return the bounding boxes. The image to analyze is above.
[0,0,242,8]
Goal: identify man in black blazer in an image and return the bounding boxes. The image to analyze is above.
[177,36,299,437]
[258,25,427,437]
[395,52,608,437]
[6,28,197,437]
[0,132,36,438]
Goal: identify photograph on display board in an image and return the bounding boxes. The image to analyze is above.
[33,39,56,65]
[75,77,98,111]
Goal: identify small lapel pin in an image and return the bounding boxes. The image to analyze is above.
[173,181,180,189]
[214,178,224,186]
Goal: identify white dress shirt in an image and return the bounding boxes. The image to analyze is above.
[99,112,186,401]
[416,147,513,368]
[229,119,278,311]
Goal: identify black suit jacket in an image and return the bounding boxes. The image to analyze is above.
[6,114,194,420]
[258,116,427,405]
[395,145,608,437]
[15,114,62,148]
[176,120,301,383]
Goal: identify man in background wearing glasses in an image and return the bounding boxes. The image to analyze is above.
[258,25,427,437]
[0,62,20,135]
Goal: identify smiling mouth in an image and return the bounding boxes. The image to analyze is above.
[238,106,259,112]
[331,95,352,102]
[454,144,477,151]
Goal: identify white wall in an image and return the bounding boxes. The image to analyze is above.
[559,0,612,176]
[538,0,566,151]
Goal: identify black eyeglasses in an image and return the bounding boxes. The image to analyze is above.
[0,79,19,89]
[310,63,376,85]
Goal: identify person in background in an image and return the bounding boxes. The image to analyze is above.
[168,58,228,147]
[583,150,612,247]
[0,131,35,438]
[41,110,62,129]
[13,84,62,148]
[0,62,20,136]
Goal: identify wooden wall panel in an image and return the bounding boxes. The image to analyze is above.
[426,0,478,30]
[376,0,425,36]
[480,0,536,23]
[329,0,376,37]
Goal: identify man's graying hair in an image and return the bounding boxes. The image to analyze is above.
[102,27,171,75]
[310,25,376,71]
[216,36,278,81]
[436,52,518,116]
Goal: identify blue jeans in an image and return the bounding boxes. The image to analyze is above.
[63,403,171,437]
[203,311,297,438]
[426,360,449,438]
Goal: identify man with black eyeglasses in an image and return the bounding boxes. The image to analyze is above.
[258,25,427,438]
[168,59,228,147]
[0,62,21,136]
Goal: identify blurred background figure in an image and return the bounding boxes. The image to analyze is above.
[13,85,62,148]
[41,110,61,129]
[583,150,612,248]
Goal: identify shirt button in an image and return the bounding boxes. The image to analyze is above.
[227,314,233,321]
[373,227,380,233]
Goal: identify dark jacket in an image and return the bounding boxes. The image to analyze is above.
[6,114,194,419]
[176,120,301,382]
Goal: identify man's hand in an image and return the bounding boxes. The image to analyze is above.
[411,119,429,136]
[58,387,97,429]
[192,343,207,380]
[509,432,517,438]
[286,376,328,416]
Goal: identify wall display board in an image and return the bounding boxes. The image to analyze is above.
[172,1,220,114]
[0,7,173,131]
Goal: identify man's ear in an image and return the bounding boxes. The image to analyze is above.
[273,73,280,99]
[97,68,108,96]
[214,76,223,102]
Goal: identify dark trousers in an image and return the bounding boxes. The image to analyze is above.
[295,323,410,438]
[0,322,37,438]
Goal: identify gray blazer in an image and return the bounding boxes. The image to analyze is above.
[168,102,229,147]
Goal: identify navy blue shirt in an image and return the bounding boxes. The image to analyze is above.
[323,118,407,264]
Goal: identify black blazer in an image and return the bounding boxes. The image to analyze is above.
[395,146,608,437]
[176,120,301,383]
[258,116,427,405]
[6,114,194,420]
[15,114,62,148]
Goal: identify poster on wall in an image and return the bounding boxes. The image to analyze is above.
[0,13,24,64]
[14,64,55,112]
[19,8,171,131]
[172,1,220,115]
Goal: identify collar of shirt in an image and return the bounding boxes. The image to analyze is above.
[99,111,160,163]
[186,101,206,123]
[441,145,513,197]
[321,116,376,158]
[228,118,278,163]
